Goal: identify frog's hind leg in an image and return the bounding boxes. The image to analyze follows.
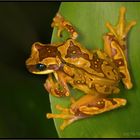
[78,95,126,116]
[46,94,126,130]
[103,7,136,89]
[51,12,78,40]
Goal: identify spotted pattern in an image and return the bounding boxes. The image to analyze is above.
[114,58,125,67]
[65,41,89,59]
[90,53,103,73]
[34,43,59,61]
[54,87,67,97]
[65,24,75,33]
[64,41,119,80]
[89,98,105,109]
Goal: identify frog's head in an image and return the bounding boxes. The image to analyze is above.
[26,42,62,75]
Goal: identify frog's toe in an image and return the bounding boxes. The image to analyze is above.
[46,104,81,130]
[106,7,136,40]
[47,112,77,130]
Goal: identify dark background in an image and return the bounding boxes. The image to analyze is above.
[0,2,60,138]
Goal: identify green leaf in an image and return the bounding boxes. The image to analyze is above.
[50,2,140,138]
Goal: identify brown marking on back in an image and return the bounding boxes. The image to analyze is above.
[90,52,103,73]
[65,41,89,59]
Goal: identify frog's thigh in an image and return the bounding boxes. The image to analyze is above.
[74,95,127,115]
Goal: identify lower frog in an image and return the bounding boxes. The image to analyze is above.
[26,7,136,130]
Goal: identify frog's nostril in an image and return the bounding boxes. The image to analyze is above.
[36,63,46,71]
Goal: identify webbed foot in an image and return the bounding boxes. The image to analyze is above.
[47,104,76,130]
[106,7,136,45]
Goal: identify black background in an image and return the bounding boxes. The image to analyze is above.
[0,2,60,138]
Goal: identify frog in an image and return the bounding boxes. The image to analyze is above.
[25,7,136,130]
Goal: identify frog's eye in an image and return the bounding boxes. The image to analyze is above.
[36,63,46,71]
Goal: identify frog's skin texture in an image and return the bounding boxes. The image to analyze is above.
[26,7,136,130]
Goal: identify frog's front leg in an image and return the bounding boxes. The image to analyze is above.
[44,72,71,97]
[51,12,78,40]
[103,7,136,89]
[47,94,126,130]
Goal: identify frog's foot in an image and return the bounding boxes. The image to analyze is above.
[106,7,136,45]
[47,104,78,130]
[46,95,127,130]
[44,74,70,97]
[51,12,78,39]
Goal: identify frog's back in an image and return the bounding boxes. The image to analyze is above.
[58,39,120,82]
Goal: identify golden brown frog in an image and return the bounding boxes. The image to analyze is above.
[26,7,136,130]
